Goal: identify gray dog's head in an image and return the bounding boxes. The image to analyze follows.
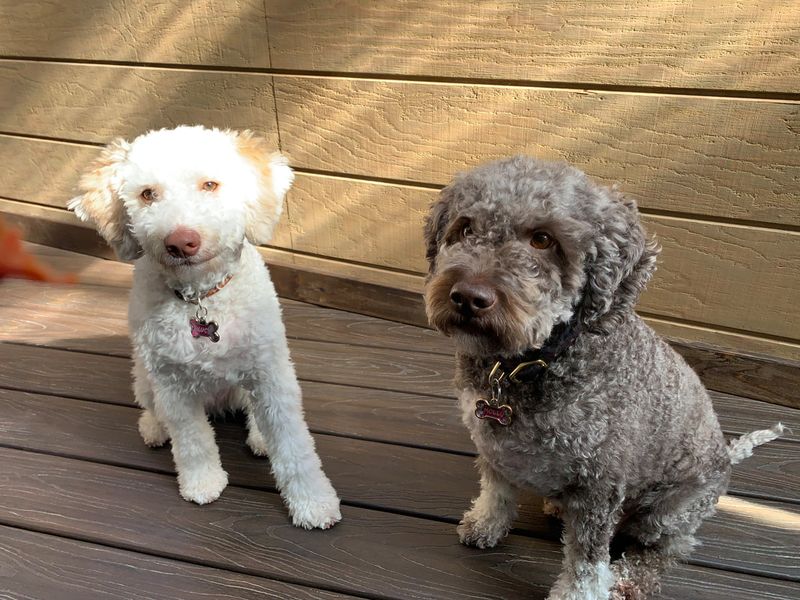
[423,156,659,356]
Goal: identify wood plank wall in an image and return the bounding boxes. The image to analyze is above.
[0,0,798,362]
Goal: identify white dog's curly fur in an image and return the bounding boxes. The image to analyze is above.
[70,125,341,529]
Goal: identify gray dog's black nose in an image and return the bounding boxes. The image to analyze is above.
[450,281,497,316]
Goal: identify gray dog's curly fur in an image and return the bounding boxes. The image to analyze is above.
[423,156,782,600]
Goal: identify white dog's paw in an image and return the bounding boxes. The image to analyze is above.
[289,495,342,530]
[178,466,229,505]
[246,427,270,457]
[138,410,169,447]
[457,509,510,549]
[285,478,342,530]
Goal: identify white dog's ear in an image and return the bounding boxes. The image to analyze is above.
[235,130,294,245]
[68,138,142,260]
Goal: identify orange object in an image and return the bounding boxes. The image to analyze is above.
[0,217,77,283]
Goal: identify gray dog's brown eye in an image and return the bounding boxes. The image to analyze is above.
[530,230,554,249]
[140,188,156,203]
[201,181,219,192]
[461,224,473,240]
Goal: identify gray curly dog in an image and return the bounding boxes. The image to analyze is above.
[423,156,783,600]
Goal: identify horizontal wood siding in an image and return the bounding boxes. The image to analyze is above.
[0,2,798,363]
[274,78,800,226]
[266,1,800,92]
[0,0,270,66]
[0,61,279,143]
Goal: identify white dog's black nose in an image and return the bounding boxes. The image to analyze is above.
[450,281,497,316]
[164,227,201,259]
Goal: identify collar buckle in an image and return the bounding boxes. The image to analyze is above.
[508,359,548,384]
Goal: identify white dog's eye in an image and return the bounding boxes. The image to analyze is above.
[460,224,473,240]
[140,188,157,203]
[530,230,555,250]
[201,181,219,192]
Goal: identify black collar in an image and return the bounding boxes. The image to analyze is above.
[490,319,580,385]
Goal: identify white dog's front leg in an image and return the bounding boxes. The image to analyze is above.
[132,357,169,447]
[247,351,341,530]
[152,386,228,505]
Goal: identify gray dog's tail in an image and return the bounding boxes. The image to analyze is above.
[727,424,784,465]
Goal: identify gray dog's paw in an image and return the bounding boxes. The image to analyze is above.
[457,511,509,549]
[609,580,643,600]
[542,497,563,519]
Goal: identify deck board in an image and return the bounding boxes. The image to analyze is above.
[0,277,455,355]
[1,342,797,506]
[2,448,799,600]
[1,388,798,582]
[0,526,356,600]
[1,244,799,599]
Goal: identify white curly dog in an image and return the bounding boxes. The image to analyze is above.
[70,125,341,529]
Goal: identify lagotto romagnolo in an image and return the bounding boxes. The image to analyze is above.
[423,156,782,600]
[70,126,341,530]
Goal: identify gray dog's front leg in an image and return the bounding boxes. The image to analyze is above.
[458,457,518,549]
[547,488,623,600]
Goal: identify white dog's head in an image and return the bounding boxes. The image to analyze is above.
[69,125,292,278]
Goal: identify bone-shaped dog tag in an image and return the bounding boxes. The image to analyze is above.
[189,317,220,342]
[475,399,513,426]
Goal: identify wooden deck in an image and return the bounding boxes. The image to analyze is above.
[0,244,798,600]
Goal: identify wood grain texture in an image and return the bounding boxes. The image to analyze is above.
[0,135,99,208]
[0,342,134,404]
[642,316,800,369]
[0,61,278,144]
[1,448,799,599]
[0,447,564,600]
[287,173,432,272]
[17,241,133,288]
[0,526,355,600]
[642,217,800,340]
[268,262,429,328]
[3,64,798,228]
[0,0,270,67]
[266,0,800,93]
[1,388,798,580]
[671,343,800,410]
[0,450,800,600]
[0,276,452,355]
[275,77,800,226]
[1,342,798,505]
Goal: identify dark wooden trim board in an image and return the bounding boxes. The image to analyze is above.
[8,212,799,408]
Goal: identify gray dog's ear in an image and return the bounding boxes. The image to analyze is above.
[423,185,456,272]
[68,138,142,260]
[578,194,660,332]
